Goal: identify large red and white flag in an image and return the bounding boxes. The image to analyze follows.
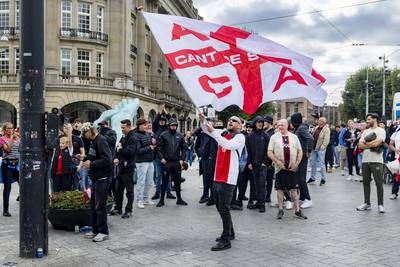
[142,12,327,114]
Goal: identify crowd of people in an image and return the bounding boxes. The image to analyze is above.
[0,107,397,250]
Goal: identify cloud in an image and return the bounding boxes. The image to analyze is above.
[192,0,399,105]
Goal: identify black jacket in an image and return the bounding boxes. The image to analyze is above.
[87,134,113,180]
[196,128,218,160]
[153,113,171,137]
[265,127,275,138]
[157,130,187,162]
[50,147,76,178]
[115,130,137,172]
[344,128,361,148]
[99,126,117,156]
[294,123,314,154]
[329,129,338,146]
[247,127,271,167]
[134,129,154,163]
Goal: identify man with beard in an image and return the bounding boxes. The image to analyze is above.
[291,113,314,209]
[199,113,245,251]
[246,116,271,213]
[110,120,137,219]
[357,113,386,213]
[156,119,188,207]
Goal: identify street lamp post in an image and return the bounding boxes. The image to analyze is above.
[19,0,47,258]
[379,54,389,118]
[365,67,369,116]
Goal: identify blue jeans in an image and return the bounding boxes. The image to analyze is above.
[185,150,193,166]
[79,167,92,191]
[357,153,363,170]
[310,150,327,181]
[155,158,171,193]
[136,162,155,202]
[334,146,340,166]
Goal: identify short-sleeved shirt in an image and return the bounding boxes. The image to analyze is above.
[71,135,84,156]
[360,127,386,163]
[268,132,302,173]
[390,128,400,150]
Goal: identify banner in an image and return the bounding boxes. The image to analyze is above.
[142,12,327,114]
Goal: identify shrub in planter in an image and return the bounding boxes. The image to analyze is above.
[48,190,112,231]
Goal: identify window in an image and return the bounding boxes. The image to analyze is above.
[15,0,19,28]
[77,50,90,77]
[145,27,151,54]
[14,48,19,73]
[96,6,103,33]
[61,0,72,29]
[0,0,9,29]
[96,52,103,78]
[0,48,9,74]
[78,2,90,36]
[60,48,71,76]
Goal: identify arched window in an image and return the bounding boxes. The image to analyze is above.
[192,118,198,129]
[61,101,109,123]
[148,109,157,123]
[0,100,17,126]
[186,118,192,131]
[136,106,144,120]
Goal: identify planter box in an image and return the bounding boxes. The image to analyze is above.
[48,204,112,231]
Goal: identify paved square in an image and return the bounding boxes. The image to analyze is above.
[1,164,400,266]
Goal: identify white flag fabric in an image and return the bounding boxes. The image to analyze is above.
[142,12,327,114]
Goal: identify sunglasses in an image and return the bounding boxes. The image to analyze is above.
[229,119,240,124]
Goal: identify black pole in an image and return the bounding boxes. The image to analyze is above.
[19,0,47,258]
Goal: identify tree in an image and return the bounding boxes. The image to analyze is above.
[217,102,276,123]
[341,67,400,121]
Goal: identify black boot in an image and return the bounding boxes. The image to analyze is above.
[166,192,176,199]
[151,192,160,200]
[199,196,209,204]
[211,240,231,251]
[121,211,132,219]
[3,211,11,217]
[156,200,165,207]
[176,199,188,206]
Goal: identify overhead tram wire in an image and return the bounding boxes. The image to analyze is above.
[229,0,388,26]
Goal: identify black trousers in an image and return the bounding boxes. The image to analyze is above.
[252,165,267,206]
[325,145,335,169]
[214,182,235,241]
[236,167,250,201]
[392,179,399,195]
[114,169,134,212]
[53,173,74,193]
[161,161,182,201]
[202,158,216,199]
[91,178,109,235]
[266,167,274,200]
[347,148,360,175]
[297,155,311,201]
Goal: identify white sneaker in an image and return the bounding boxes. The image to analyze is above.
[137,201,145,209]
[390,194,398,200]
[84,232,96,239]
[285,201,293,210]
[356,203,371,211]
[144,199,155,205]
[346,175,353,181]
[300,199,313,209]
[93,233,109,242]
[378,205,385,213]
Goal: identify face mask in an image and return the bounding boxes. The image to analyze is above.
[170,128,177,134]
[214,126,224,129]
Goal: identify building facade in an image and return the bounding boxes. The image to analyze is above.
[0,0,202,132]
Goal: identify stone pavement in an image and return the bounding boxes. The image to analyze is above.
[1,163,400,267]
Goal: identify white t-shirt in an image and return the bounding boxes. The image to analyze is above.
[390,129,400,151]
[360,127,386,163]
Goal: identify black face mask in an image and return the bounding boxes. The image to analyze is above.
[214,126,224,129]
[170,128,177,134]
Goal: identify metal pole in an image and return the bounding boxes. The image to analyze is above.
[366,67,369,116]
[19,0,47,258]
[382,54,386,118]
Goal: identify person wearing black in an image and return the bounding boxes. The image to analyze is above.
[80,123,113,242]
[152,110,175,200]
[196,120,221,205]
[246,116,270,213]
[264,116,275,203]
[156,119,188,207]
[325,124,338,173]
[110,120,137,219]
[290,113,314,209]
[63,123,84,190]
[98,120,117,156]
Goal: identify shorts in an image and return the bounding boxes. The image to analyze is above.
[275,170,299,190]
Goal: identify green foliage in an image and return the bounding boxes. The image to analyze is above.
[50,190,90,210]
[341,67,400,121]
[49,190,113,210]
[217,102,276,123]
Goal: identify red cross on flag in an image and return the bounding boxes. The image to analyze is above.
[142,12,327,115]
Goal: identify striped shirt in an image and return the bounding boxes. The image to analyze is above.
[1,136,20,160]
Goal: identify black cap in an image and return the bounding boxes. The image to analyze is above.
[291,112,303,126]
[264,116,273,124]
[168,119,178,126]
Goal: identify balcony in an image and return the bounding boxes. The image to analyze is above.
[0,27,20,40]
[130,44,137,56]
[59,28,109,44]
[0,73,18,83]
[58,75,114,87]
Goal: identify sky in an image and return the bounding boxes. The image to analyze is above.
[192,0,400,105]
